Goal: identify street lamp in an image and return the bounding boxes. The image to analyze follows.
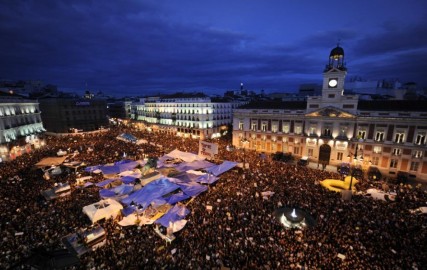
[241,138,249,169]
[348,139,364,190]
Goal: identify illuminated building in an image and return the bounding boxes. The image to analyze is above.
[132,93,242,139]
[0,92,45,160]
[233,45,427,181]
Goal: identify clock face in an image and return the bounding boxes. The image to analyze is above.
[328,79,338,87]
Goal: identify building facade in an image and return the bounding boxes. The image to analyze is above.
[0,92,45,160]
[131,93,242,140]
[38,98,108,133]
[232,45,427,181]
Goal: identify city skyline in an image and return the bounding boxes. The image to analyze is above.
[1,0,427,97]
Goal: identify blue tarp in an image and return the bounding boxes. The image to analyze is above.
[205,161,238,176]
[121,178,180,210]
[196,173,219,184]
[122,175,138,184]
[99,160,140,175]
[96,179,115,187]
[173,160,215,172]
[85,165,101,173]
[177,181,208,197]
[122,206,136,216]
[99,189,116,198]
[164,191,191,204]
[117,133,137,143]
[155,204,190,227]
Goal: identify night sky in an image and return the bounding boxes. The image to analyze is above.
[1,0,427,97]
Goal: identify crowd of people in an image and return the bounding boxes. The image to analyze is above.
[1,125,426,269]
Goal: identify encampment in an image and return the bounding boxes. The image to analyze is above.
[82,199,123,223]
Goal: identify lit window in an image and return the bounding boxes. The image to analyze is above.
[394,133,404,143]
[337,152,343,161]
[272,125,277,133]
[413,150,423,158]
[261,123,267,132]
[239,121,243,130]
[373,146,382,154]
[310,127,316,135]
[251,123,257,131]
[392,148,401,156]
[410,161,419,171]
[415,133,425,145]
[358,130,366,140]
[295,126,302,135]
[371,156,380,166]
[390,159,398,168]
[375,131,384,142]
[283,125,289,133]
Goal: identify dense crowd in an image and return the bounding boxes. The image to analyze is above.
[1,125,426,269]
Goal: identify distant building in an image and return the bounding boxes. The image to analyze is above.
[298,83,322,97]
[233,44,427,181]
[0,92,45,160]
[131,92,244,140]
[107,99,133,120]
[38,98,108,133]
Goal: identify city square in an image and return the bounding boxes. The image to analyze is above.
[1,126,426,269]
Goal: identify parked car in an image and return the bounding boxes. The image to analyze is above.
[297,156,309,166]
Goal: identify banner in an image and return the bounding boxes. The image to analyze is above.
[198,141,218,159]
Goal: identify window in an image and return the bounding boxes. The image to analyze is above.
[413,150,423,158]
[293,147,300,155]
[323,128,331,137]
[390,159,398,168]
[295,126,302,135]
[410,161,419,171]
[328,94,335,98]
[339,126,347,137]
[238,122,244,130]
[415,133,425,145]
[392,148,401,156]
[373,146,382,154]
[272,125,277,133]
[394,132,404,143]
[371,156,380,166]
[337,152,343,161]
[358,130,366,139]
[283,125,289,133]
[309,127,316,135]
[261,123,267,132]
[375,131,384,142]
[251,123,257,131]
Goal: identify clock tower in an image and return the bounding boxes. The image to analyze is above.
[322,44,347,99]
[306,44,358,114]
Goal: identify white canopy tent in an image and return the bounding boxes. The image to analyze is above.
[83,199,123,224]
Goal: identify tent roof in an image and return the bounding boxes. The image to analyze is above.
[35,156,67,168]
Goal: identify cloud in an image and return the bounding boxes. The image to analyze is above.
[1,1,426,97]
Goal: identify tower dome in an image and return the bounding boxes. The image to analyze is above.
[329,45,344,60]
[325,43,346,71]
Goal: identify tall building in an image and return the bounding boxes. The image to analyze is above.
[38,97,108,133]
[131,92,243,140]
[0,92,45,160]
[233,45,427,181]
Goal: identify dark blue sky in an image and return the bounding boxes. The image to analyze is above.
[1,0,427,97]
